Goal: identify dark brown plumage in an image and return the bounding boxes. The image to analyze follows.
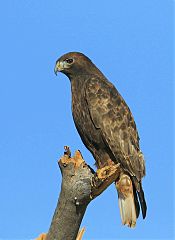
[55,52,147,227]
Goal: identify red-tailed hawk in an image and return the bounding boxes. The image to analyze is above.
[54,52,147,227]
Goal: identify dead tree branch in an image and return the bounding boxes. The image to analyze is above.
[45,147,121,240]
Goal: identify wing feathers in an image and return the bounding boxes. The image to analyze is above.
[85,77,145,181]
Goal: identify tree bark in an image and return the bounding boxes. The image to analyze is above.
[45,147,120,240]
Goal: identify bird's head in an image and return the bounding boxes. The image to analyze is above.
[54,52,100,79]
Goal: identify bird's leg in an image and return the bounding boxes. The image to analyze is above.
[97,165,115,179]
[91,163,121,199]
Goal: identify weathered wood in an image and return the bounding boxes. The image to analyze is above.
[45,147,121,240]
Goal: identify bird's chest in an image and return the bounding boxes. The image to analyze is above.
[71,88,100,146]
[72,92,90,131]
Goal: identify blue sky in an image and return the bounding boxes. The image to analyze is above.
[0,0,174,239]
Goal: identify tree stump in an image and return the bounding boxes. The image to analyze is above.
[45,146,121,240]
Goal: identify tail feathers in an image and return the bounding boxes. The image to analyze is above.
[133,183,140,218]
[131,176,147,219]
[116,174,137,228]
[137,184,147,219]
[118,191,137,228]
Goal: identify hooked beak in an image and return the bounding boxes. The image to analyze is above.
[54,61,64,75]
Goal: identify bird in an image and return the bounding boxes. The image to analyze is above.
[54,52,147,228]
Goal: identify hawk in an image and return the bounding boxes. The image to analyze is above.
[54,52,147,227]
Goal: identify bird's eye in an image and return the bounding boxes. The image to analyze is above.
[65,58,74,64]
